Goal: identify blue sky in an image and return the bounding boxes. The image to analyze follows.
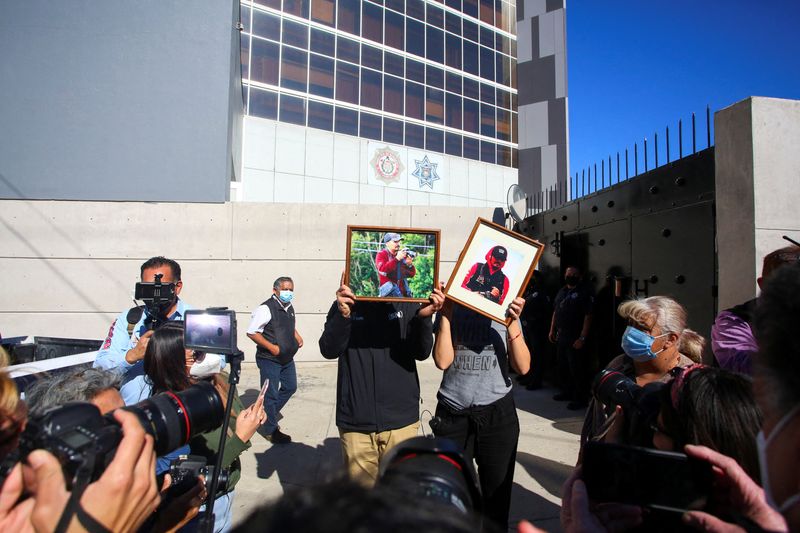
[566,1,800,181]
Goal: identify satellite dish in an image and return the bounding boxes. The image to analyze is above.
[506,184,528,224]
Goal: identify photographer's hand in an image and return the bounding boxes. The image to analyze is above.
[336,272,356,319]
[0,463,35,532]
[682,445,787,533]
[419,282,446,318]
[125,329,154,364]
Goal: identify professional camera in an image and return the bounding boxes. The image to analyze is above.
[592,369,666,446]
[167,454,229,502]
[134,273,177,330]
[377,436,482,515]
[1,381,223,487]
[401,248,417,259]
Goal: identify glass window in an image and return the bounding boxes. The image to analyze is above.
[463,41,478,75]
[480,83,495,104]
[386,0,404,12]
[360,112,382,140]
[309,54,335,98]
[311,0,336,26]
[406,81,425,120]
[407,0,425,21]
[406,58,425,83]
[497,88,510,109]
[361,68,382,110]
[384,117,403,144]
[284,0,310,18]
[334,107,358,136]
[249,87,278,119]
[463,19,478,42]
[512,147,518,169]
[385,52,404,76]
[445,12,461,35]
[510,57,517,88]
[480,26,493,48]
[498,53,511,86]
[480,103,495,137]
[427,65,444,88]
[383,75,404,115]
[406,18,425,57]
[464,136,479,160]
[282,19,308,48]
[480,0,493,25]
[362,2,383,43]
[496,108,510,141]
[279,94,306,125]
[310,28,335,55]
[510,37,517,58]
[463,98,479,133]
[495,0,505,31]
[241,6,251,33]
[337,36,359,63]
[497,144,511,166]
[426,128,444,153]
[335,61,359,104]
[427,4,444,28]
[308,100,334,130]
[480,46,494,81]
[445,33,462,69]
[463,0,478,18]
[446,72,462,94]
[445,93,462,129]
[481,140,496,163]
[337,0,360,34]
[281,46,308,91]
[511,91,518,111]
[445,132,462,157]
[362,44,382,70]
[511,111,517,143]
[254,0,280,9]
[405,123,424,149]
[252,10,280,40]
[426,87,444,124]
[463,77,479,99]
[241,34,250,80]
[385,11,404,50]
[446,0,461,12]
[496,33,510,54]
[425,26,444,63]
[250,39,279,85]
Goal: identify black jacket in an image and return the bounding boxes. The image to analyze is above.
[318,301,433,432]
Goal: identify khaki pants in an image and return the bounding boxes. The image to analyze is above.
[339,421,420,487]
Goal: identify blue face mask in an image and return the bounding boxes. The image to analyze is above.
[621,326,668,361]
[278,290,293,303]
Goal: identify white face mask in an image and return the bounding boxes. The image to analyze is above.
[757,404,800,514]
[189,352,222,378]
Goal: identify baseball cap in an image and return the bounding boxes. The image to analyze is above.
[491,246,508,260]
[383,232,403,243]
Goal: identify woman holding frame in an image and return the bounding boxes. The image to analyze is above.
[431,283,530,530]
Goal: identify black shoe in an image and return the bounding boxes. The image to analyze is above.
[267,428,292,444]
[552,393,571,401]
[567,401,588,411]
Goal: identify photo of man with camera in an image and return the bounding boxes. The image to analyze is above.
[460,245,510,305]
[375,232,417,298]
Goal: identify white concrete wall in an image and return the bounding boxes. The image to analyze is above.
[240,116,519,207]
[0,200,496,361]
[715,97,800,310]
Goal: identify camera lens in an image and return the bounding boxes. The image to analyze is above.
[124,381,224,455]
[592,369,641,413]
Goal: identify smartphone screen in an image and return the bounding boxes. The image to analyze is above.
[582,441,712,512]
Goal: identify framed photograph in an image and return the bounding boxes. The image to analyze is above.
[345,225,441,303]
[445,218,545,325]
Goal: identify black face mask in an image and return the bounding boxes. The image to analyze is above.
[565,276,579,286]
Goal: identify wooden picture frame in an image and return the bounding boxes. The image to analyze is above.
[444,218,545,325]
[345,225,441,303]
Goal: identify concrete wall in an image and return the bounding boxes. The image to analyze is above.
[240,117,519,207]
[715,97,800,309]
[0,1,241,202]
[0,200,495,361]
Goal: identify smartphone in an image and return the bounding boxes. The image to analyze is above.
[582,441,713,512]
[258,378,270,400]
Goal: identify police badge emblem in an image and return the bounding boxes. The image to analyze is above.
[370,146,404,185]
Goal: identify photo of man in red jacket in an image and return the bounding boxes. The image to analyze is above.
[461,245,510,305]
[375,232,417,297]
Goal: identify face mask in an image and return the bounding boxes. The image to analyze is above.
[189,352,222,378]
[757,404,800,514]
[565,276,579,286]
[621,326,668,362]
[278,290,293,303]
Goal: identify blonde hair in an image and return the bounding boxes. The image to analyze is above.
[618,296,705,362]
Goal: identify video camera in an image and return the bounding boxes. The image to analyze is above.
[591,369,666,446]
[0,381,224,488]
[184,308,238,356]
[134,273,177,330]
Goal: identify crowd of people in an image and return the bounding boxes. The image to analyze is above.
[0,242,799,533]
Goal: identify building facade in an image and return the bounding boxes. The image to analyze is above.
[237,0,526,206]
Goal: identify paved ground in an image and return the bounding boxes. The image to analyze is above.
[231,360,583,532]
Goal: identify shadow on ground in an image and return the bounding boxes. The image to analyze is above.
[510,481,562,532]
[512,385,586,436]
[255,437,343,487]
